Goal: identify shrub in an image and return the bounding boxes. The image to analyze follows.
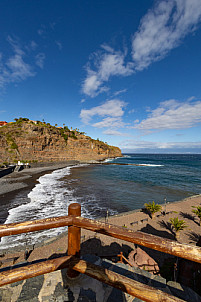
[10,142,18,150]
[192,206,201,226]
[144,201,162,219]
[70,131,77,139]
[170,217,187,240]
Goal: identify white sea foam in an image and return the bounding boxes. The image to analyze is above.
[104,156,123,162]
[104,158,113,162]
[138,164,164,167]
[0,164,90,250]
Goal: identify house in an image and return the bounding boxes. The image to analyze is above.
[0,121,7,127]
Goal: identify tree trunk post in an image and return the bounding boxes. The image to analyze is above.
[67,203,81,278]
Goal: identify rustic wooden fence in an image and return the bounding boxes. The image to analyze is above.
[0,203,201,302]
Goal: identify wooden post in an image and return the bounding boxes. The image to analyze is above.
[67,203,81,278]
[118,251,123,263]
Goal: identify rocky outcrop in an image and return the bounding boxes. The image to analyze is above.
[0,120,121,164]
[128,246,160,274]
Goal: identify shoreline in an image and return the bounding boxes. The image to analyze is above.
[0,158,201,261]
[0,194,200,266]
[104,193,201,220]
[0,160,81,225]
[0,158,111,197]
[0,160,80,196]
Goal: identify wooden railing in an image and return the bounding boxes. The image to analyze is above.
[0,203,201,302]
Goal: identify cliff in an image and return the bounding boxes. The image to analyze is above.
[0,119,122,164]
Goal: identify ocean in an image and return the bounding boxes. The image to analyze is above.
[0,153,201,250]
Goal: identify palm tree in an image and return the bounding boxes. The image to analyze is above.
[144,201,162,219]
[192,206,201,226]
[170,217,187,240]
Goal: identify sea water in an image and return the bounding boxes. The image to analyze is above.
[0,154,201,250]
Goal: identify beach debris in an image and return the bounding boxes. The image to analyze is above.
[144,201,162,219]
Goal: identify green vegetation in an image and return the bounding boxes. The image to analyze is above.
[70,130,78,139]
[60,128,68,142]
[144,201,162,219]
[10,142,18,149]
[192,206,201,226]
[14,117,29,124]
[5,133,18,151]
[64,126,70,131]
[169,217,187,240]
[0,117,116,165]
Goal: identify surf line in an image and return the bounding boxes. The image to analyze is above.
[94,163,163,167]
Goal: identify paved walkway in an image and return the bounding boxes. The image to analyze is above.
[0,255,201,302]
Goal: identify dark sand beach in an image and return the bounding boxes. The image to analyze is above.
[0,160,200,270]
[0,161,80,224]
[0,191,200,268]
[0,161,80,197]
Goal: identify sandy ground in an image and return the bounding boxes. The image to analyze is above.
[0,194,200,268]
[0,161,201,267]
[0,161,79,196]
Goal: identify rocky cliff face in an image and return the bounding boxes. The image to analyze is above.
[0,120,122,164]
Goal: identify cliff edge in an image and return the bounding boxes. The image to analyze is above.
[0,119,121,164]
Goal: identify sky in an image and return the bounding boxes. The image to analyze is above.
[1,0,201,153]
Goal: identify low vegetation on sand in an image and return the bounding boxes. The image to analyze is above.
[192,205,201,226]
[144,201,162,219]
[169,217,188,240]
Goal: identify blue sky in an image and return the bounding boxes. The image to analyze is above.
[1,0,201,153]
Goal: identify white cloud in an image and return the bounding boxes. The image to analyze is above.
[93,117,125,128]
[103,129,129,136]
[82,0,201,97]
[113,88,127,97]
[83,73,102,97]
[25,41,38,52]
[38,28,45,36]
[55,41,62,50]
[121,140,201,151]
[134,99,201,131]
[35,53,45,69]
[187,96,196,102]
[0,36,45,89]
[82,48,134,97]
[128,109,135,114]
[80,99,126,124]
[132,0,201,70]
[7,36,24,56]
[6,54,35,82]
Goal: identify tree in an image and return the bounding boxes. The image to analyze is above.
[192,206,201,226]
[170,217,187,240]
[144,201,162,219]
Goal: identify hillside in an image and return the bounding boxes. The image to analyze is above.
[0,118,122,164]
